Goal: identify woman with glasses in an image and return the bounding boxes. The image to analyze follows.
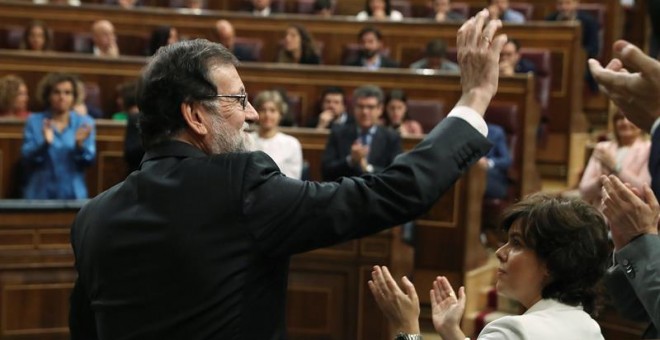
[250,90,303,179]
[369,193,608,340]
[21,72,96,199]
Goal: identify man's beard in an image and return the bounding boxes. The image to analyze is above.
[208,115,254,154]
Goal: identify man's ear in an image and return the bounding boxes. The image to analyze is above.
[180,102,209,135]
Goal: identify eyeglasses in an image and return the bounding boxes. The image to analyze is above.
[205,92,248,111]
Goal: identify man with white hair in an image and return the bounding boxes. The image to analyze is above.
[91,20,119,58]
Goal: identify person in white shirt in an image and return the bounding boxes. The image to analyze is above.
[356,0,403,21]
[369,192,609,340]
[251,90,303,179]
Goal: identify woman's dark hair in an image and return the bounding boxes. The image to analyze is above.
[280,24,319,64]
[36,72,79,110]
[137,39,237,148]
[365,0,392,16]
[149,26,173,56]
[501,193,609,316]
[383,89,410,127]
[21,21,53,51]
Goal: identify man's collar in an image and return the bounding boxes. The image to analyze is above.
[141,140,207,164]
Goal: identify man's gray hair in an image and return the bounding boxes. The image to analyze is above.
[137,39,238,148]
[352,85,384,104]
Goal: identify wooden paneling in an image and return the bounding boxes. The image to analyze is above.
[0,50,540,199]
[0,0,586,177]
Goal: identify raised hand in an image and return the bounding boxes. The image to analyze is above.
[368,266,421,334]
[588,41,660,132]
[601,175,660,250]
[455,9,507,114]
[430,276,467,340]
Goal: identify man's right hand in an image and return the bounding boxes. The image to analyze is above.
[316,110,335,129]
[455,9,507,115]
[350,141,368,165]
[589,40,660,132]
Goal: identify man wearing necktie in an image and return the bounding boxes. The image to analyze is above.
[321,85,402,180]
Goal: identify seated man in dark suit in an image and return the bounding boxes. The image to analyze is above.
[479,123,511,198]
[213,20,257,62]
[344,26,399,70]
[321,85,402,180]
[306,86,354,130]
[546,0,599,90]
[499,38,535,75]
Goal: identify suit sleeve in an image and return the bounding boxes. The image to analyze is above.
[69,277,98,340]
[488,127,511,172]
[321,129,359,180]
[243,117,491,257]
[608,235,660,332]
[650,127,660,199]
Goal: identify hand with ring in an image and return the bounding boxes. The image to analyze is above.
[455,8,508,115]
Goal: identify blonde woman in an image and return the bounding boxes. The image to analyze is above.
[251,90,303,179]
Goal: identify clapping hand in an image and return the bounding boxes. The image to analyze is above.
[368,266,421,334]
[75,124,92,148]
[42,118,54,144]
[592,145,616,173]
[430,276,467,340]
[601,175,660,250]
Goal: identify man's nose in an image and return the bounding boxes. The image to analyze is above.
[245,102,259,123]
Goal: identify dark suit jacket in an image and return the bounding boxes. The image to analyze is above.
[546,11,599,59]
[485,123,511,199]
[321,124,402,180]
[650,126,660,198]
[345,54,400,68]
[305,112,355,129]
[604,235,660,338]
[515,58,537,74]
[69,117,490,340]
[232,44,257,62]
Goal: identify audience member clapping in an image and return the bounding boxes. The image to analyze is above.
[21,73,95,199]
[369,193,609,340]
[579,111,650,205]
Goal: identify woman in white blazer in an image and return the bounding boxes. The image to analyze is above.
[369,193,609,340]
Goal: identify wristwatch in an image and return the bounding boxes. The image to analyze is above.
[394,332,422,340]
